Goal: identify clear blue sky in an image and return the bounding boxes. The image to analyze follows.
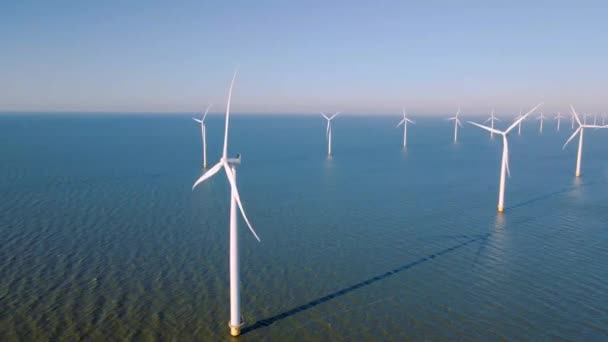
[1,1,607,114]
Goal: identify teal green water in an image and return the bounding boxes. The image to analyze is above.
[1,114,607,340]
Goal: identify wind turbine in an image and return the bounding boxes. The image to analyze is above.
[468,103,543,212]
[537,112,547,134]
[563,106,608,178]
[193,104,213,168]
[192,71,261,337]
[447,108,463,143]
[396,108,415,148]
[321,112,340,157]
[603,113,607,126]
[593,113,598,126]
[514,109,524,135]
[554,112,564,132]
[571,112,575,129]
[484,109,500,139]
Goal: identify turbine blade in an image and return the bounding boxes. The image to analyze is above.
[396,119,405,128]
[329,112,341,120]
[483,118,492,124]
[457,119,463,128]
[563,127,581,150]
[202,104,212,122]
[467,121,503,135]
[192,161,224,190]
[570,105,582,126]
[224,164,261,242]
[406,118,415,124]
[222,70,238,159]
[506,102,543,133]
[193,118,203,123]
[327,121,331,136]
[321,112,330,120]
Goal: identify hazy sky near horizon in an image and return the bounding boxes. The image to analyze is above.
[1,1,607,115]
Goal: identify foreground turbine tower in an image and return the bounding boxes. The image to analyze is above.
[192,71,261,337]
[554,112,564,132]
[396,108,415,148]
[447,108,463,143]
[468,103,543,212]
[321,112,340,157]
[193,104,213,168]
[537,112,547,134]
[563,106,608,177]
[484,109,500,138]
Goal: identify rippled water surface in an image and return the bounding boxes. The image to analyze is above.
[1,114,607,341]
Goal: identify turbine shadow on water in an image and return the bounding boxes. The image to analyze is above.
[241,233,490,335]
[505,180,604,211]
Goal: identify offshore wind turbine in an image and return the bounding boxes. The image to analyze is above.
[563,106,608,177]
[515,109,524,135]
[571,112,575,129]
[192,71,261,337]
[193,104,213,168]
[593,113,598,126]
[468,103,543,212]
[554,112,564,132]
[603,113,607,126]
[484,109,500,138]
[396,108,415,148]
[447,108,463,143]
[537,112,547,134]
[321,112,340,157]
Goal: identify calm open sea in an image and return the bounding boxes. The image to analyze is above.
[1,113,607,341]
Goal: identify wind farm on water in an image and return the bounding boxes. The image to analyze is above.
[3,67,607,340]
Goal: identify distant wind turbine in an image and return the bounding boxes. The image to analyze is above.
[593,113,598,126]
[571,112,575,129]
[563,106,608,178]
[396,108,415,148]
[554,112,564,132]
[192,71,261,337]
[484,109,500,139]
[193,104,213,168]
[447,108,463,143]
[537,112,547,134]
[603,113,607,126]
[514,109,524,135]
[468,103,543,212]
[321,112,340,157]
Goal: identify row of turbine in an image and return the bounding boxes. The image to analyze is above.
[189,72,607,336]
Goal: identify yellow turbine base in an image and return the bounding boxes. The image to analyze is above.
[576,172,580,177]
[498,207,504,213]
[229,324,242,337]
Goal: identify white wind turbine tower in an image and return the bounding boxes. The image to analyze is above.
[321,112,340,157]
[603,113,607,126]
[468,103,543,212]
[563,106,608,178]
[537,112,547,134]
[192,71,261,337]
[396,108,415,148]
[484,109,500,138]
[554,112,564,132]
[593,113,598,126]
[193,104,213,168]
[447,108,463,143]
[571,112,575,129]
[514,109,524,135]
